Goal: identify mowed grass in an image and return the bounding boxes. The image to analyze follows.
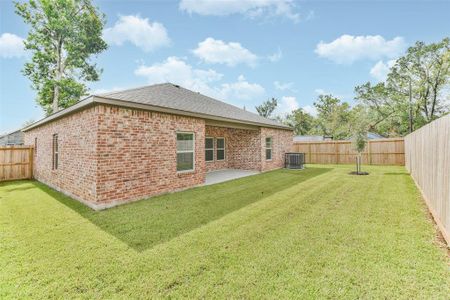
[0,165,449,299]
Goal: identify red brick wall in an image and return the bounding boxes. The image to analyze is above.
[227,128,262,171]
[95,105,205,205]
[25,103,292,209]
[24,106,99,204]
[204,125,261,172]
[260,128,293,172]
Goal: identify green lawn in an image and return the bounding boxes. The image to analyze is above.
[1,165,449,298]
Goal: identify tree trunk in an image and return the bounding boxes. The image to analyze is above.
[355,154,362,174]
[52,38,63,113]
[53,85,59,113]
[358,153,361,174]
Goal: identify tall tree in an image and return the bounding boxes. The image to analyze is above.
[284,108,315,135]
[389,38,450,124]
[313,94,352,139]
[354,82,413,136]
[355,38,450,136]
[256,98,278,118]
[15,0,108,115]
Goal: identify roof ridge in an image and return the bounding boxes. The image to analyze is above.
[93,82,289,129]
[102,82,274,124]
[95,82,172,97]
[174,85,274,122]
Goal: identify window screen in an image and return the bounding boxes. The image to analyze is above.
[177,133,194,171]
[265,137,272,161]
[216,138,225,161]
[205,137,214,162]
[52,134,58,169]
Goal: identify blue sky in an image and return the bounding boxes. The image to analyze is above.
[1,0,449,134]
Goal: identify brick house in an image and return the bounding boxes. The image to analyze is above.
[23,83,293,209]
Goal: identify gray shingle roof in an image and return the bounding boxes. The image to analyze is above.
[96,83,291,129]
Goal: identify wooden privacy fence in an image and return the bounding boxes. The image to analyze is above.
[0,146,34,181]
[405,114,450,245]
[292,138,405,165]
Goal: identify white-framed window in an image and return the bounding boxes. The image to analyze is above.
[52,134,58,170]
[176,132,195,172]
[265,137,272,161]
[205,137,214,162]
[216,137,225,161]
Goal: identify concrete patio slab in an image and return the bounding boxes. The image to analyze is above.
[204,169,260,186]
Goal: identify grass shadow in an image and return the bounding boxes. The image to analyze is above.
[35,167,331,251]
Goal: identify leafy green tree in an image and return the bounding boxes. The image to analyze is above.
[349,105,369,174]
[354,82,413,136]
[15,0,108,115]
[355,38,450,136]
[313,94,352,139]
[283,108,315,135]
[256,98,278,118]
[390,38,450,124]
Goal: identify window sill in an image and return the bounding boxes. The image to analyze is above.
[177,170,195,175]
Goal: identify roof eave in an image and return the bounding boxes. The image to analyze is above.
[22,95,292,132]
[93,96,292,130]
[22,96,95,132]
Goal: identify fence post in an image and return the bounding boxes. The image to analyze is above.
[29,147,34,179]
[368,140,372,165]
[308,143,312,164]
[335,142,339,164]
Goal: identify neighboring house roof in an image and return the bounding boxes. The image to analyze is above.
[0,129,24,145]
[343,132,386,140]
[293,135,326,142]
[367,132,385,139]
[294,132,386,142]
[23,83,292,131]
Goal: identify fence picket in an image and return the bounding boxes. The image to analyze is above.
[292,138,404,165]
[405,115,450,245]
[0,146,34,181]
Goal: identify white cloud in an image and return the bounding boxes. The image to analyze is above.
[302,105,318,117]
[275,96,299,115]
[0,33,26,58]
[134,57,264,102]
[315,35,406,64]
[314,88,328,95]
[219,75,265,100]
[134,56,222,96]
[314,88,348,102]
[268,48,282,62]
[91,86,127,95]
[274,81,294,91]
[370,59,396,81]
[104,15,170,52]
[179,0,301,22]
[192,37,258,67]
